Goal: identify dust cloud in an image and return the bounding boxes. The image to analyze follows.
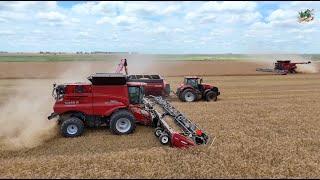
[0,80,58,150]
[0,62,103,150]
[0,55,161,150]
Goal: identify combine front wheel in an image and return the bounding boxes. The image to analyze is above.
[110,110,136,135]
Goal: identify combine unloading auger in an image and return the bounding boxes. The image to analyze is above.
[143,96,212,148]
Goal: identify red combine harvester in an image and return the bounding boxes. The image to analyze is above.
[48,73,210,148]
[175,76,220,102]
[256,60,311,75]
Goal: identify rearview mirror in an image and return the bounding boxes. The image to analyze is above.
[200,78,203,84]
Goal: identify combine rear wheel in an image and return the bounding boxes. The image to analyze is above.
[61,117,84,137]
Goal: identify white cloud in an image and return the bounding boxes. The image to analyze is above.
[185,1,261,25]
[36,11,79,26]
[97,15,137,26]
[72,1,180,17]
[266,9,296,22]
[0,17,8,22]
[0,30,15,36]
[0,1,57,11]
[1,1,319,53]
[0,1,58,22]
[72,1,124,16]
[153,26,170,34]
[201,1,257,12]
[161,5,181,15]
[173,28,185,33]
[37,11,66,22]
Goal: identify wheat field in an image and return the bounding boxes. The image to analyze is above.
[0,60,319,178]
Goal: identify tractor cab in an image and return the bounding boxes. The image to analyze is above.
[184,76,203,91]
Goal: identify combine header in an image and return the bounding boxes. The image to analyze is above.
[256,60,311,75]
[144,96,210,148]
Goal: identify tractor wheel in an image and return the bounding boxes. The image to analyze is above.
[110,110,136,135]
[181,89,196,102]
[205,91,218,102]
[61,117,84,137]
[159,133,170,145]
[154,127,163,137]
[178,92,184,101]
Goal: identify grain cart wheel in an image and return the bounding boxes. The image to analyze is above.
[205,91,217,102]
[181,89,196,102]
[159,133,170,145]
[154,127,163,137]
[61,117,84,137]
[110,110,136,135]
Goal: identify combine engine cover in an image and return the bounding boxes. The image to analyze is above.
[143,96,210,148]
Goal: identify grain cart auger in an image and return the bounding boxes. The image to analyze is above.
[143,96,211,148]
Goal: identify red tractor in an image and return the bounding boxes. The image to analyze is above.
[48,73,210,148]
[176,76,220,102]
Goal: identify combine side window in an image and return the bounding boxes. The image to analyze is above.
[128,87,140,104]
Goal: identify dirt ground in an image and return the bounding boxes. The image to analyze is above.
[0,60,274,79]
[0,61,319,178]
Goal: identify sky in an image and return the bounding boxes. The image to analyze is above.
[0,1,319,54]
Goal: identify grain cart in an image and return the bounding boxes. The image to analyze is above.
[115,58,171,97]
[256,60,311,75]
[48,73,210,148]
[127,74,170,97]
[175,76,220,102]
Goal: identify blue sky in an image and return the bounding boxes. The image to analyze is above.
[0,1,319,54]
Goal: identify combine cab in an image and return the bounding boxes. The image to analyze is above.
[256,60,311,75]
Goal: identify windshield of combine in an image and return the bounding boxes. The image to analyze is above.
[128,86,142,104]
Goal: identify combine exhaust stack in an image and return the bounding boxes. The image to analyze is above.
[143,96,211,148]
